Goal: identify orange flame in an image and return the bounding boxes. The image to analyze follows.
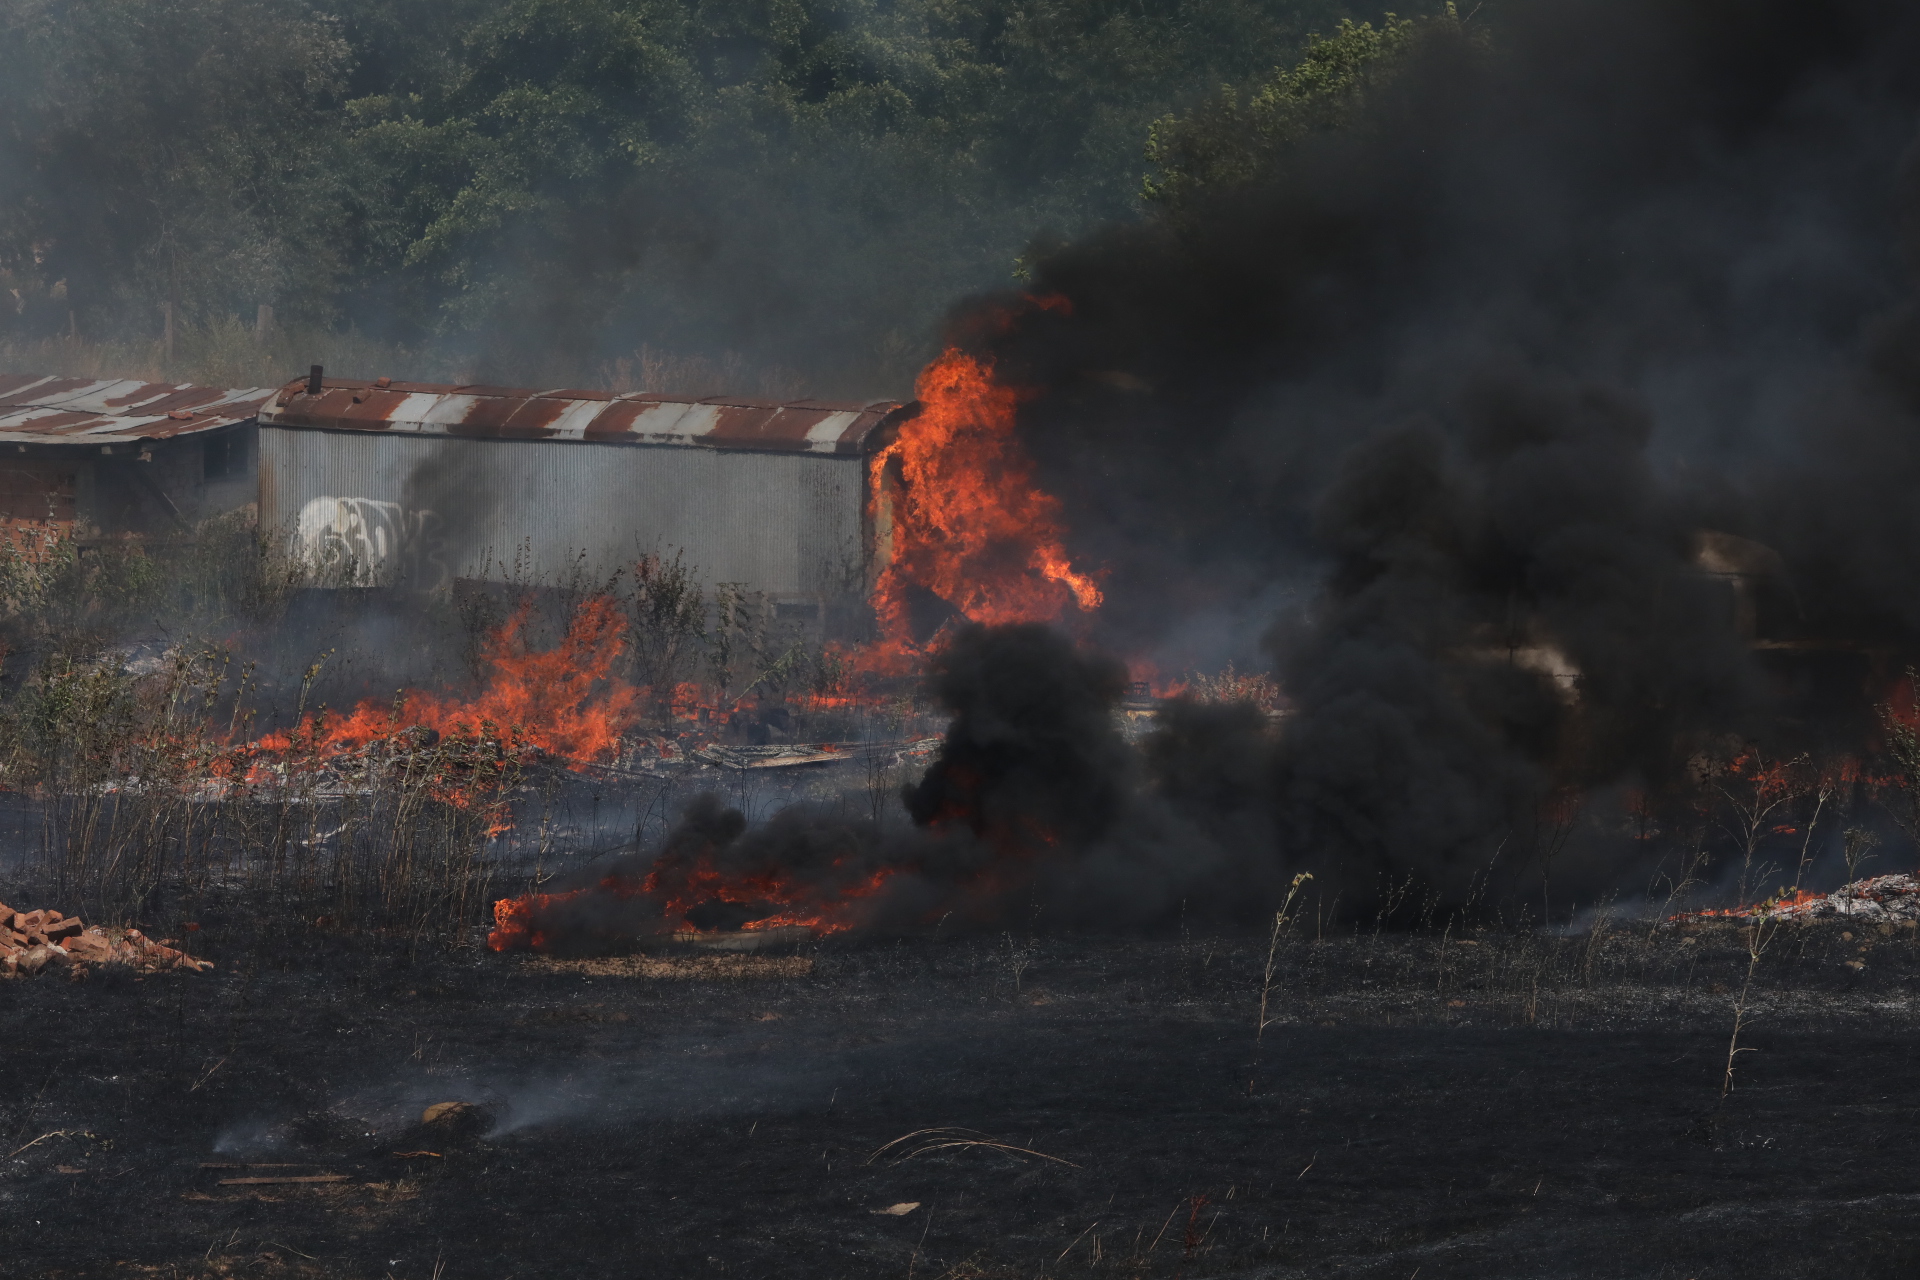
[865,338,1101,671]
[259,595,638,767]
[641,859,896,937]
[488,886,590,951]
[486,861,897,951]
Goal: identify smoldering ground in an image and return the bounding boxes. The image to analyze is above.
[890,0,1920,916]
[213,1023,878,1152]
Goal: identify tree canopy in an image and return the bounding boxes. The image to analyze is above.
[1143,6,1474,210]
[0,0,1453,391]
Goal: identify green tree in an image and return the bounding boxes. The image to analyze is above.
[0,0,1422,387]
[332,0,1404,384]
[0,0,353,337]
[1142,4,1469,212]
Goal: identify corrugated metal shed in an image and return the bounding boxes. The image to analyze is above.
[0,375,271,445]
[258,431,871,596]
[256,377,907,606]
[258,378,900,456]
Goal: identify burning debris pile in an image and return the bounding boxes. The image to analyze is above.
[1678,875,1920,926]
[0,902,213,978]
[489,792,898,951]
[488,623,1282,953]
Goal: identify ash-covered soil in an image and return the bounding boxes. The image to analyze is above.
[5,920,1920,1279]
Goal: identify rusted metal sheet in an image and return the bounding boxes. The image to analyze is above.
[258,378,902,456]
[257,426,868,596]
[0,375,270,444]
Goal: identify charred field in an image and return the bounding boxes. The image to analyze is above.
[7,918,1920,1280]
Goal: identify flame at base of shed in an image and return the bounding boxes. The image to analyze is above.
[864,317,1102,673]
[252,596,638,770]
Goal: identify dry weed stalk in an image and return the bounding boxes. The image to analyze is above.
[1577,897,1617,987]
[1534,790,1582,924]
[1712,749,1808,906]
[1841,824,1880,886]
[1790,761,1849,892]
[1722,913,1781,1099]
[1256,872,1314,1046]
[1001,933,1038,995]
[1647,832,1711,944]
[1248,871,1312,1095]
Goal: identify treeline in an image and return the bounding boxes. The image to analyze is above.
[0,0,1454,394]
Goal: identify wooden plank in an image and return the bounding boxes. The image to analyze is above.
[199,1162,326,1170]
[217,1174,349,1186]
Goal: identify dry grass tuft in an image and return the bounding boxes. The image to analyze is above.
[522,954,814,980]
[868,1126,1080,1168]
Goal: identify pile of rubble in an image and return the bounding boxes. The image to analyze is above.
[1,901,214,977]
[1677,873,1920,924]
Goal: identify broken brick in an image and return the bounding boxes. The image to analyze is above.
[64,934,111,962]
[0,905,211,979]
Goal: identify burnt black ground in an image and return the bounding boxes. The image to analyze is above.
[5,921,1920,1279]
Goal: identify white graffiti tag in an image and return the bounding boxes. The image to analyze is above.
[295,497,448,587]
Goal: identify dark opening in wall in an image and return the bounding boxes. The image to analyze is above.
[202,432,246,481]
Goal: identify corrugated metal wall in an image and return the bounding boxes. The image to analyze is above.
[258,428,866,597]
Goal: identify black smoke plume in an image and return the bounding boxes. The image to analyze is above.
[929,0,1920,916]
[905,623,1131,846]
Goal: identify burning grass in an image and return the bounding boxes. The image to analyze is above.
[253,595,638,767]
[0,521,952,960]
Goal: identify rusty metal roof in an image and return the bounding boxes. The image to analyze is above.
[0,375,271,445]
[257,377,904,456]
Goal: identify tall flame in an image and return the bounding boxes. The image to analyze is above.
[866,341,1101,667]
